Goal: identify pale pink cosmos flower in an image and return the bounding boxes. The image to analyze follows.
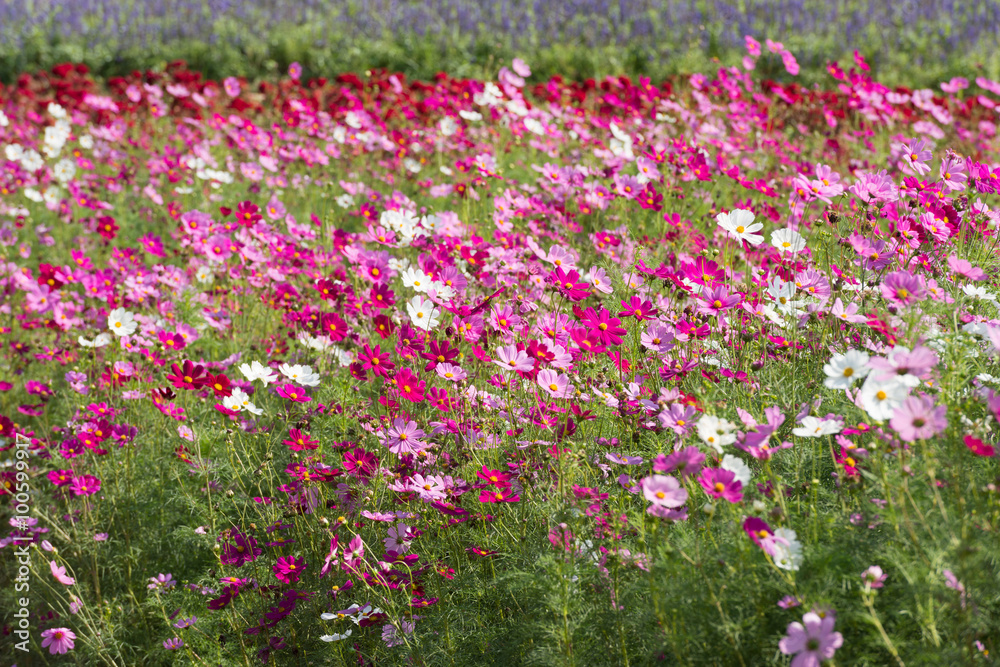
[435,362,467,382]
[537,369,573,398]
[889,394,947,442]
[862,565,887,589]
[779,612,843,667]
[50,560,75,585]
[384,418,426,455]
[494,345,534,372]
[641,475,687,509]
[898,138,933,175]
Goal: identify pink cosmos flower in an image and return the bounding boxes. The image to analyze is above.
[273,555,306,583]
[830,298,867,323]
[862,565,887,589]
[947,254,985,280]
[537,369,573,398]
[778,612,843,667]
[223,76,240,97]
[880,270,926,308]
[395,368,426,402]
[699,468,743,503]
[50,560,76,585]
[276,384,311,403]
[494,344,534,372]
[889,394,947,442]
[898,137,933,174]
[964,434,996,457]
[384,418,426,455]
[220,531,261,567]
[653,446,705,478]
[69,474,101,496]
[435,362,467,382]
[358,343,394,377]
[41,627,76,655]
[641,475,687,509]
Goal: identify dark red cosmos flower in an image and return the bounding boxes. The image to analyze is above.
[421,339,459,371]
[204,372,232,397]
[166,360,208,390]
[236,200,261,227]
[96,216,118,240]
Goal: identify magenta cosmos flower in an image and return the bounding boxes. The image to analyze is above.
[69,474,100,496]
[220,530,261,567]
[880,270,926,308]
[276,384,311,403]
[653,446,705,478]
[889,394,947,442]
[41,627,76,654]
[779,611,843,667]
[641,474,688,509]
[395,368,426,402]
[273,555,306,583]
[699,468,743,503]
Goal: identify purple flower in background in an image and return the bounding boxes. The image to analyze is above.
[779,612,843,666]
[224,77,241,97]
[889,394,947,442]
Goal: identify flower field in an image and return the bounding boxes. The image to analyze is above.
[1,40,999,665]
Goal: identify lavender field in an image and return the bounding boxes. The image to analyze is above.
[1,0,1000,85]
[0,4,999,666]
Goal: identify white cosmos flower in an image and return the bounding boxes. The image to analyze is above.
[439,117,458,136]
[107,308,138,336]
[4,143,24,161]
[859,376,909,421]
[716,209,764,246]
[792,416,842,438]
[223,387,263,415]
[53,158,76,183]
[770,228,806,253]
[401,268,431,293]
[721,454,752,487]
[79,333,112,348]
[524,117,545,135]
[279,363,321,387]
[297,332,333,352]
[319,630,352,642]
[406,295,441,331]
[771,528,803,571]
[822,349,871,389]
[767,277,806,314]
[238,360,279,385]
[20,149,43,171]
[696,414,737,453]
